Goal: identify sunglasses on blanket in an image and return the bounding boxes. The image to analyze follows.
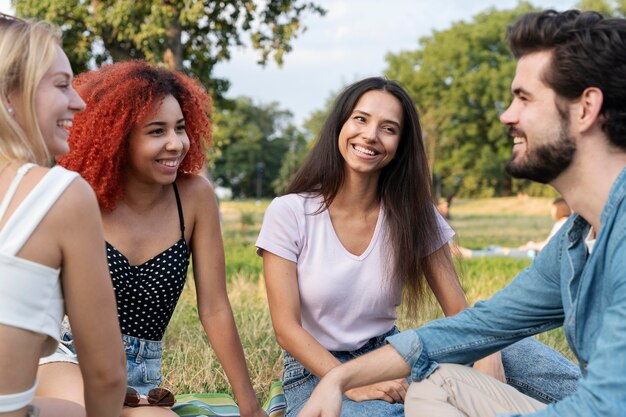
[124,387,176,407]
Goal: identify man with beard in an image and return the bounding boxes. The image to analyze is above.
[296,9,626,417]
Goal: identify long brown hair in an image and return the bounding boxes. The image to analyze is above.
[287,77,442,313]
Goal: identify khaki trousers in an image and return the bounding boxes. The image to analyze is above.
[405,364,548,417]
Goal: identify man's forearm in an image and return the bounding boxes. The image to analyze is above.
[327,344,411,392]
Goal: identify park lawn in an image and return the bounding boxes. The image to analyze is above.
[161,197,572,401]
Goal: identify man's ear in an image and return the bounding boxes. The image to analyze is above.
[575,87,603,133]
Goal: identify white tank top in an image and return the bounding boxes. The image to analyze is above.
[0,163,78,357]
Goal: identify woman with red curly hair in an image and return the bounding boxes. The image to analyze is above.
[37,61,268,417]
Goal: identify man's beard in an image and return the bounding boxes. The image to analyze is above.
[505,118,576,184]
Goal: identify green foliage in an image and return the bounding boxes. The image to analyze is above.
[384,1,626,197]
[13,0,325,98]
[211,97,304,198]
[223,237,263,280]
[576,0,626,15]
[385,3,541,197]
[271,136,308,194]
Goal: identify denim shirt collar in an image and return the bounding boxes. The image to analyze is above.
[601,166,626,226]
[565,166,626,244]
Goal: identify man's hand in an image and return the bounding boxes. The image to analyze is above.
[345,378,409,403]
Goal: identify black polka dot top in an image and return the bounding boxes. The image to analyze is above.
[107,183,189,341]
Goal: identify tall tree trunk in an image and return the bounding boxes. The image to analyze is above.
[164,14,182,71]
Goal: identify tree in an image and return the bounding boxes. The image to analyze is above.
[385,3,545,197]
[271,89,336,194]
[576,0,626,15]
[271,126,307,194]
[14,0,325,98]
[211,97,302,198]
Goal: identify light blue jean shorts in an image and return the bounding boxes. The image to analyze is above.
[283,326,405,417]
[122,334,163,396]
[39,320,163,396]
[39,317,78,366]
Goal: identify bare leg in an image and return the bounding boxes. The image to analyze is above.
[36,362,85,406]
[120,406,178,417]
[31,397,85,417]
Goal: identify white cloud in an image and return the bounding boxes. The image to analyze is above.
[0,0,13,13]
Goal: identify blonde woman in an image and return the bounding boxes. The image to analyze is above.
[0,14,126,417]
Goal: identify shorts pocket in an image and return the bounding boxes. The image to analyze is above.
[282,359,313,390]
[126,356,162,390]
[143,357,163,385]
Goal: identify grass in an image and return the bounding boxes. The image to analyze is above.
[161,196,572,401]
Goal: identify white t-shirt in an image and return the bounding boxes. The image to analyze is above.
[256,193,454,351]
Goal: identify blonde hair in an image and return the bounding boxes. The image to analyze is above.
[0,14,61,165]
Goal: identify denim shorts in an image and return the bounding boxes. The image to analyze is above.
[283,326,405,417]
[123,334,163,396]
[39,317,78,366]
[37,320,163,397]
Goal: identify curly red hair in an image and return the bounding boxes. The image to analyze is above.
[59,60,212,211]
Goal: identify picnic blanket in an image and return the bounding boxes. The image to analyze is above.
[173,381,285,417]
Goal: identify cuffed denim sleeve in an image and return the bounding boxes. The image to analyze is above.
[385,330,439,381]
[384,234,567,384]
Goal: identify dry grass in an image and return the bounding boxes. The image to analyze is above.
[162,275,282,399]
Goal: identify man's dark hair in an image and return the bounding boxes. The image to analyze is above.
[508,9,626,150]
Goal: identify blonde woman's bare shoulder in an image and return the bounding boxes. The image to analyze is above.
[48,173,101,222]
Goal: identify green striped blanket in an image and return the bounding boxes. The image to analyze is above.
[173,381,285,417]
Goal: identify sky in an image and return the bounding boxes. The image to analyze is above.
[1,0,578,125]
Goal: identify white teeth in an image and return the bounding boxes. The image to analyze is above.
[513,137,526,144]
[158,159,178,167]
[354,145,376,156]
[57,120,73,128]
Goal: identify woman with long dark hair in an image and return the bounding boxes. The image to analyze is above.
[256,77,580,416]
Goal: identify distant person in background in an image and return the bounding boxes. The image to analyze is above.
[454,197,572,259]
[520,197,571,252]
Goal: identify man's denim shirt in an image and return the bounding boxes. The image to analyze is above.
[387,167,626,417]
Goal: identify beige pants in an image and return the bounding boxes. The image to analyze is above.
[405,364,548,417]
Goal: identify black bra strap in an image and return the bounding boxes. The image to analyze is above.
[172,183,185,239]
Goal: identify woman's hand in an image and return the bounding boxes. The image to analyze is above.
[472,352,506,383]
[345,378,409,403]
[297,375,344,417]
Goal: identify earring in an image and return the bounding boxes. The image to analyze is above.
[7,105,14,115]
